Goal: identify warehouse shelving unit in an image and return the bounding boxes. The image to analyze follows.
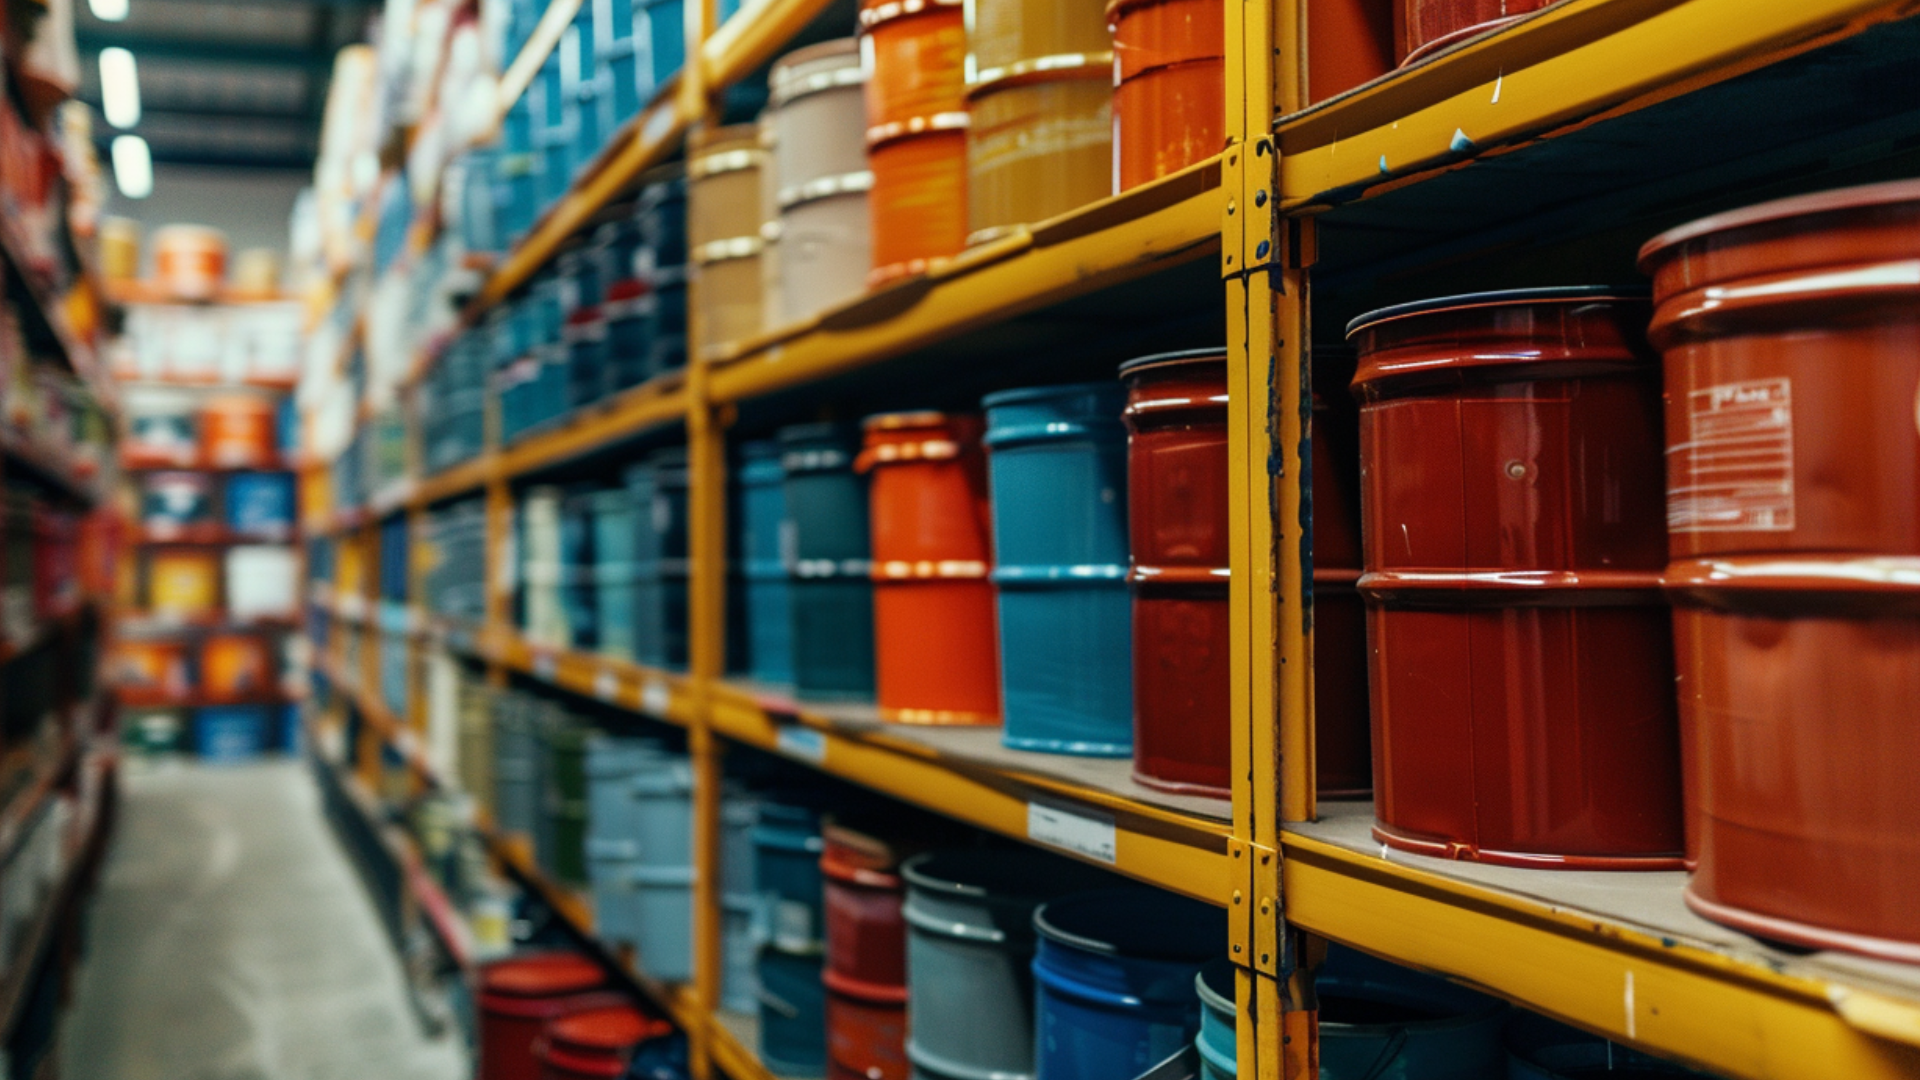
[300,0,1920,1078]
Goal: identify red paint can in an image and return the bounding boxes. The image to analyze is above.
[1107,0,1225,192]
[1396,0,1552,65]
[1640,179,1920,961]
[822,822,911,1080]
[860,0,970,284]
[539,1005,674,1079]
[1311,348,1372,798]
[1307,0,1395,102]
[1349,288,1683,869]
[1123,349,1232,797]
[857,412,1001,724]
[479,953,617,1080]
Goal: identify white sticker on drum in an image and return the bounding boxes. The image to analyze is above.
[1669,378,1795,533]
[1028,802,1118,865]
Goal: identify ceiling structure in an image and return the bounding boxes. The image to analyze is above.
[73,0,375,170]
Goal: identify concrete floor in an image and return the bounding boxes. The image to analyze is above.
[57,759,467,1080]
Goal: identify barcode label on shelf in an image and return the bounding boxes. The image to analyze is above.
[776,725,827,764]
[595,669,619,702]
[1028,802,1117,864]
[641,679,672,717]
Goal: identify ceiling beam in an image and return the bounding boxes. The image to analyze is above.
[74,31,333,71]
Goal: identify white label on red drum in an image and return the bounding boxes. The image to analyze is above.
[775,725,826,764]
[641,679,672,717]
[1671,377,1795,533]
[1028,802,1117,864]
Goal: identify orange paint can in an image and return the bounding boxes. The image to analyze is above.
[1107,0,1224,191]
[201,395,277,468]
[202,633,275,698]
[856,412,1000,724]
[866,129,969,287]
[860,0,967,134]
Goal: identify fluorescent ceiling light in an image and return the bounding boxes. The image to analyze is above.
[111,135,153,199]
[89,0,129,21]
[99,47,141,129]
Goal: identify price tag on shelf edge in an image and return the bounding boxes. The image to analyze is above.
[1027,801,1118,865]
[775,725,827,765]
[641,679,672,717]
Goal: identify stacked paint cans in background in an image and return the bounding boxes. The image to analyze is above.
[767,40,873,325]
[688,125,770,359]
[782,424,876,700]
[821,822,914,1080]
[859,0,969,284]
[754,797,829,1075]
[585,735,695,981]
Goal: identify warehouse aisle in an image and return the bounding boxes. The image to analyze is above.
[56,759,467,1080]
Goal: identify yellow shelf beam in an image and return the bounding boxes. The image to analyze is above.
[700,0,837,93]
[1275,0,1913,211]
[1281,826,1920,1080]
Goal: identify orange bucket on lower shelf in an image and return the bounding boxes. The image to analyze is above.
[866,129,969,286]
[857,412,1000,724]
[1107,0,1225,191]
[201,395,277,468]
[201,633,274,698]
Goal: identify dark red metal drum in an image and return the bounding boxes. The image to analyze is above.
[479,953,619,1080]
[1396,0,1552,64]
[1123,349,1233,797]
[823,823,912,1080]
[1349,288,1683,869]
[1641,179,1920,961]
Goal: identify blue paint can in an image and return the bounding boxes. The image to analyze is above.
[1031,887,1221,1080]
[758,947,827,1077]
[721,791,762,1013]
[226,471,295,539]
[780,423,874,700]
[586,736,694,981]
[591,486,638,661]
[629,446,690,669]
[492,693,545,840]
[755,797,827,1075]
[194,706,270,762]
[638,170,688,378]
[982,383,1132,755]
[1194,959,1236,1079]
[1317,944,1506,1080]
[738,441,793,687]
[561,487,600,651]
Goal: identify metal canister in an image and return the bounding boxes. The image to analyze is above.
[740,440,795,687]
[1397,0,1552,65]
[857,412,999,724]
[983,383,1132,756]
[476,952,616,1080]
[1639,179,1920,961]
[595,217,650,392]
[823,823,912,1080]
[756,797,829,1076]
[1031,887,1222,1080]
[586,737,694,981]
[590,485,638,661]
[860,0,969,285]
[492,692,545,842]
[1194,959,1235,1080]
[721,790,762,1013]
[539,705,591,887]
[1122,350,1229,795]
[964,0,1111,244]
[201,395,277,469]
[141,470,214,538]
[638,165,690,377]
[781,423,876,700]
[1349,288,1682,868]
[1317,944,1506,1080]
[593,0,641,135]
[902,850,1114,1080]
[770,39,873,323]
[1106,0,1224,191]
[689,124,769,357]
[1306,0,1394,102]
[629,446,690,670]
[561,244,610,410]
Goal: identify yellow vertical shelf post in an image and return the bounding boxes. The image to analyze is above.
[1229,0,1313,1074]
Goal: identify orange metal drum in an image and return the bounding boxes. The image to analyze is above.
[856,411,1000,724]
[1307,0,1394,102]
[861,0,969,284]
[202,633,274,698]
[1640,179,1920,962]
[1351,288,1683,870]
[866,130,969,286]
[1107,0,1224,191]
[965,62,1113,246]
[1396,0,1552,65]
[860,0,967,134]
[201,395,277,469]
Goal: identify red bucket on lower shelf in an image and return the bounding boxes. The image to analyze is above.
[1641,179,1920,961]
[822,822,912,1080]
[479,953,620,1080]
[1349,287,1683,870]
[539,1005,674,1079]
